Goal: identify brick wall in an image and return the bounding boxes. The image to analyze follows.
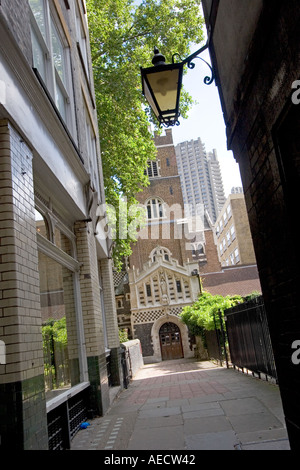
[0,0,32,64]
[131,130,188,271]
[205,0,300,448]
[199,230,221,274]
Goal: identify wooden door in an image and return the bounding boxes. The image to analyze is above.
[159,322,183,361]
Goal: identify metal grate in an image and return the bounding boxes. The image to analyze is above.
[47,388,89,450]
[48,412,65,451]
[69,394,88,439]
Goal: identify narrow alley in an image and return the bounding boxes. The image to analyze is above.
[71,359,290,451]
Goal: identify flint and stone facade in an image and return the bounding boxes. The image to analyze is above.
[0,0,121,450]
[203,0,300,448]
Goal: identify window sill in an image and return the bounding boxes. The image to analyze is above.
[46,381,90,413]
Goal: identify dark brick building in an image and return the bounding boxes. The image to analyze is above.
[203,0,300,448]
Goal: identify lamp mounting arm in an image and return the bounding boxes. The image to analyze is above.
[172,42,214,86]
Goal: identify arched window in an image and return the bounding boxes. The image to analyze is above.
[197,243,204,254]
[191,242,204,257]
[35,208,50,240]
[150,247,171,262]
[146,197,165,220]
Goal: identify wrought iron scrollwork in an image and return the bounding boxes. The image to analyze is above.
[159,115,181,128]
[186,56,214,85]
[172,42,214,86]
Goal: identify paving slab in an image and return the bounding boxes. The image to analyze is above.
[71,358,290,451]
[241,439,290,450]
[128,425,185,450]
[186,430,240,450]
[183,415,233,435]
[138,406,181,418]
[220,397,269,415]
[134,414,183,429]
[227,411,284,434]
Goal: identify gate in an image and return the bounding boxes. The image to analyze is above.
[225,296,277,381]
[159,322,183,361]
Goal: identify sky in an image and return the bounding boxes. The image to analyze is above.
[171,47,243,197]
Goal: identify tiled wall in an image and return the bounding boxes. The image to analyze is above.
[0,120,48,449]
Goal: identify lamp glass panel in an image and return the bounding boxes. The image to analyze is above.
[143,77,160,118]
[146,68,180,112]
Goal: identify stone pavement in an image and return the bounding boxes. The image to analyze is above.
[71,358,290,451]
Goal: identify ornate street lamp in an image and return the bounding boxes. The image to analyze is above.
[140,42,214,127]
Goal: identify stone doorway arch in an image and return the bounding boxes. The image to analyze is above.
[150,314,193,362]
[159,322,183,361]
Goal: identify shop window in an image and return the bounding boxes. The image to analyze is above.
[39,252,80,399]
[55,226,73,256]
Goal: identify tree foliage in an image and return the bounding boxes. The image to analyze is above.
[119,328,129,343]
[179,291,243,335]
[86,0,205,269]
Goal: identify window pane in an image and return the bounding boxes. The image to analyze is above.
[55,227,72,256]
[51,19,65,84]
[55,80,66,120]
[29,0,46,40]
[31,27,46,81]
[39,253,80,399]
[147,203,152,219]
[35,208,49,239]
[146,284,152,297]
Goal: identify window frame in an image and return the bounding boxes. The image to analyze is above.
[145,160,160,178]
[35,203,88,403]
[29,0,76,133]
[146,197,165,220]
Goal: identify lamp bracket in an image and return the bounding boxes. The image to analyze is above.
[172,42,214,86]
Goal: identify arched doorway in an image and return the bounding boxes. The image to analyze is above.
[159,322,183,361]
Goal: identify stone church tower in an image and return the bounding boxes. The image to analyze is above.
[127,129,205,362]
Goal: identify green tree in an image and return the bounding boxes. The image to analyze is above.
[119,328,129,343]
[179,291,243,335]
[86,0,205,269]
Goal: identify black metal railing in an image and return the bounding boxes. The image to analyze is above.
[225,296,277,381]
[120,346,131,389]
[47,387,89,450]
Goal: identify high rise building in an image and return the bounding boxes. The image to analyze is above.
[175,137,226,223]
[214,194,257,267]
